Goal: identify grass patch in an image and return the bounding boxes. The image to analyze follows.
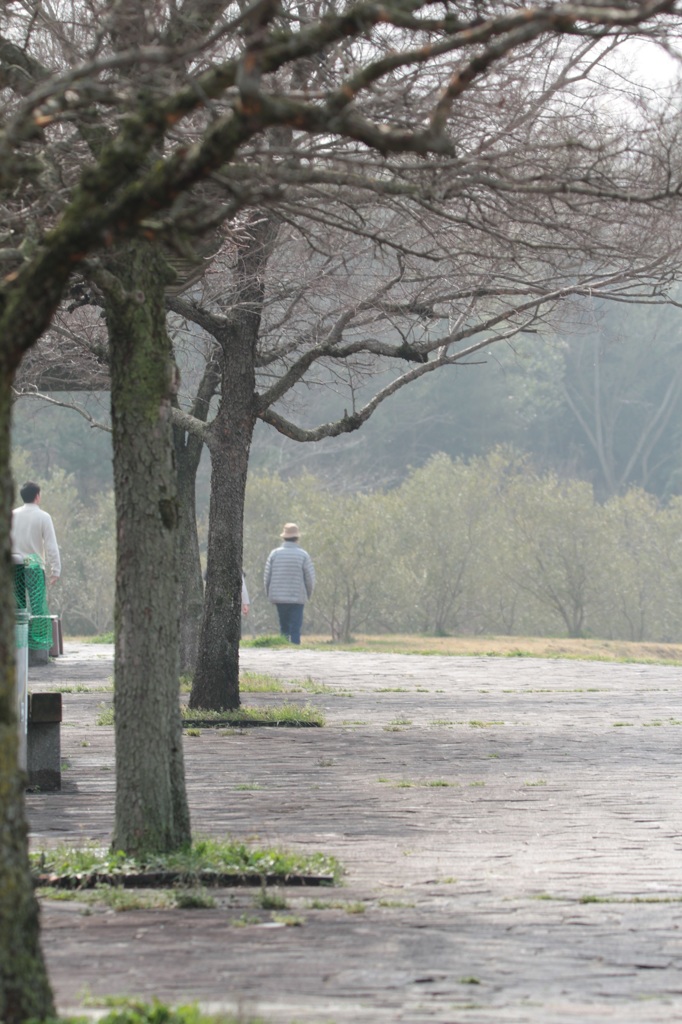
[72,630,682,665]
[578,893,682,904]
[95,704,323,729]
[291,676,338,695]
[381,777,458,788]
[31,836,342,887]
[239,673,343,696]
[54,997,267,1024]
[181,702,324,727]
[50,683,104,694]
[295,633,682,665]
[241,634,292,648]
[308,898,366,913]
[417,779,456,788]
[232,913,262,926]
[83,631,115,644]
[38,885,216,911]
[239,672,286,693]
[256,889,289,910]
[96,703,114,726]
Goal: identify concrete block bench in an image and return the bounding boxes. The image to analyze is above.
[28,616,63,667]
[27,692,62,791]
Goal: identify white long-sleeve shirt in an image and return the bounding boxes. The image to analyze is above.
[11,502,61,578]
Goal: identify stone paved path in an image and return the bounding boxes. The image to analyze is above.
[27,643,682,1022]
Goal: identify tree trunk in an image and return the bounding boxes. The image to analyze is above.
[172,348,221,677]
[0,368,55,1023]
[175,426,205,676]
[107,241,191,854]
[190,216,275,711]
[189,382,257,710]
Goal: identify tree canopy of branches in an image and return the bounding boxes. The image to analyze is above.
[3,1,682,1018]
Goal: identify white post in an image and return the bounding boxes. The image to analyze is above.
[15,608,29,771]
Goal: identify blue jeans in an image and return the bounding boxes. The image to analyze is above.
[276,603,304,645]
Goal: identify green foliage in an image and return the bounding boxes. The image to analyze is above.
[239,672,285,692]
[241,634,292,648]
[30,836,342,882]
[96,704,114,725]
[86,631,115,643]
[40,876,218,915]
[239,447,682,644]
[30,997,267,1024]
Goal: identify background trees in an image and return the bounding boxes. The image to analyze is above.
[237,449,682,642]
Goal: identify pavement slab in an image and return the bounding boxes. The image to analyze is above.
[26,643,682,1023]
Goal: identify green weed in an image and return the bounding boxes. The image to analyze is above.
[96,704,114,726]
[31,836,342,884]
[54,997,268,1024]
[308,899,365,913]
[84,631,115,644]
[239,672,285,693]
[242,635,292,648]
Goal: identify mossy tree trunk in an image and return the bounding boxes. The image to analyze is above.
[107,241,191,854]
[0,366,55,1023]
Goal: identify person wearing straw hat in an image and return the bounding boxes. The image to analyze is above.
[264,523,315,644]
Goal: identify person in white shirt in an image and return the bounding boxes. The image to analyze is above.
[12,481,61,585]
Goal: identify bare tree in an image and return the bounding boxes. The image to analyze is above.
[2,0,682,1013]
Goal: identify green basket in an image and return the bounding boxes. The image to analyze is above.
[13,556,53,650]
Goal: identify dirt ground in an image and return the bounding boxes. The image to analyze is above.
[27,642,682,1023]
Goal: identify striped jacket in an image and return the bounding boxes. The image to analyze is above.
[264,540,315,605]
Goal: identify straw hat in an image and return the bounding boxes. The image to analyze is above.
[280,523,300,539]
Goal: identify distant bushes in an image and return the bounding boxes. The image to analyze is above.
[243,448,682,643]
[16,444,682,644]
